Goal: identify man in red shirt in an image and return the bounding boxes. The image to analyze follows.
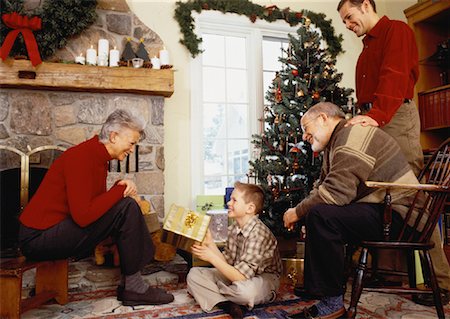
[18,109,174,306]
[338,0,423,176]
[337,0,449,306]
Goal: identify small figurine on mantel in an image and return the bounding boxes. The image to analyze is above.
[120,37,136,67]
[136,38,152,68]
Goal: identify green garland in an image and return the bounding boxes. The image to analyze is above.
[0,0,97,60]
[174,0,344,58]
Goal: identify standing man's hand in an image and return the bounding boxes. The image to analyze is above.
[345,115,379,127]
[117,179,137,197]
[283,207,300,231]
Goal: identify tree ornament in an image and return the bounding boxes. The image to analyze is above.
[202,2,209,10]
[275,87,282,103]
[313,91,320,99]
[304,17,311,28]
[293,159,300,171]
[292,69,299,76]
[250,14,257,23]
[295,12,303,19]
[274,114,280,124]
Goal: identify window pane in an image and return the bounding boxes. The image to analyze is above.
[202,34,225,66]
[227,139,249,175]
[203,103,226,139]
[263,71,276,104]
[227,104,248,138]
[226,36,246,69]
[205,175,228,195]
[226,69,247,103]
[203,67,225,102]
[262,40,283,71]
[204,139,226,175]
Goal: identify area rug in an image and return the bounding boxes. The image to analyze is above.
[21,283,449,319]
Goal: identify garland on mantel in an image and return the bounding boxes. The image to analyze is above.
[0,0,97,60]
[174,0,344,58]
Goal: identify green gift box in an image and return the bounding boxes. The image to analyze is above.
[161,204,211,252]
[196,195,224,213]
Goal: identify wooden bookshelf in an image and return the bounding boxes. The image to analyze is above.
[404,0,450,149]
[0,59,174,97]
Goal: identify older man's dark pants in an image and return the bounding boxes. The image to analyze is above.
[19,197,154,276]
[304,203,392,297]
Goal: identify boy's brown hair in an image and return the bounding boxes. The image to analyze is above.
[234,181,265,214]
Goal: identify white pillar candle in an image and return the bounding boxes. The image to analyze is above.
[98,39,109,61]
[75,53,85,65]
[151,56,161,69]
[109,47,120,67]
[159,47,170,66]
[86,45,97,65]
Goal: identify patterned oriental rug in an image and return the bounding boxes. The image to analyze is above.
[21,283,449,319]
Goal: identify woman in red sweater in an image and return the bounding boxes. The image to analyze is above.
[18,109,173,306]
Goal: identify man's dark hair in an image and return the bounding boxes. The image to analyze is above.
[337,0,377,13]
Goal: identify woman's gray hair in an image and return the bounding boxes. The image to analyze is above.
[304,102,346,120]
[99,109,146,143]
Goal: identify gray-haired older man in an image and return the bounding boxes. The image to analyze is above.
[283,102,450,318]
[19,109,173,306]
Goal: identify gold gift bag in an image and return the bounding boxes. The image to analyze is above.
[161,204,211,252]
[282,258,304,288]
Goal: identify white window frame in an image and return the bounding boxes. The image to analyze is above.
[190,11,297,204]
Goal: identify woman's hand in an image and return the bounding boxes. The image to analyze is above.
[117,179,137,197]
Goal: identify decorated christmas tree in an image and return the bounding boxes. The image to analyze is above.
[250,22,353,238]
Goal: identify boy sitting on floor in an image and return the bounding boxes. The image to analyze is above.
[187,182,282,319]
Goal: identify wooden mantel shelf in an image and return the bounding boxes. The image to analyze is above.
[0,59,174,97]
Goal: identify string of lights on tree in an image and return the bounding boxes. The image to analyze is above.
[249,22,354,238]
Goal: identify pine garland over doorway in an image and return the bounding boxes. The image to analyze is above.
[174,0,344,58]
[0,0,97,60]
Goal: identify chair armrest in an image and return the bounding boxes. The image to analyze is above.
[365,181,449,192]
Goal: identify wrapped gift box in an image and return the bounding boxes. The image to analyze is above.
[161,204,211,252]
[196,195,224,213]
[206,209,229,243]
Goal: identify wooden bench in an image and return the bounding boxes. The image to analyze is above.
[0,257,68,319]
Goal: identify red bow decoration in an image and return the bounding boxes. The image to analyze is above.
[0,12,42,66]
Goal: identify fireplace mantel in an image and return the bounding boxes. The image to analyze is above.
[0,59,174,97]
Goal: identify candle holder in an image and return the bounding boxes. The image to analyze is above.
[132,58,144,68]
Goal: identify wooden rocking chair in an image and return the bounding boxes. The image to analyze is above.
[347,138,450,319]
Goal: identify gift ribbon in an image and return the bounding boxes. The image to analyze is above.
[0,12,42,66]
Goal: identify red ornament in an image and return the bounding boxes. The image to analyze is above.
[202,3,209,10]
[0,12,42,66]
[295,12,303,19]
[292,69,299,76]
[250,14,257,23]
[313,91,320,99]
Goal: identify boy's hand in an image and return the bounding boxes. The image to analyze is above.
[191,243,215,262]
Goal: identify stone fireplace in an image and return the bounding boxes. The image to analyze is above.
[0,1,172,257]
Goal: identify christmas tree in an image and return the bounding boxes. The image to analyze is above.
[250,22,353,238]
[136,38,150,62]
[121,38,136,62]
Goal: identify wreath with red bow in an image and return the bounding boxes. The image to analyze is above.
[0,0,97,65]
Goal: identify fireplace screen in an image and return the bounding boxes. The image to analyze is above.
[0,145,66,257]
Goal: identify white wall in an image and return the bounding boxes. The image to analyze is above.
[126,0,416,213]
